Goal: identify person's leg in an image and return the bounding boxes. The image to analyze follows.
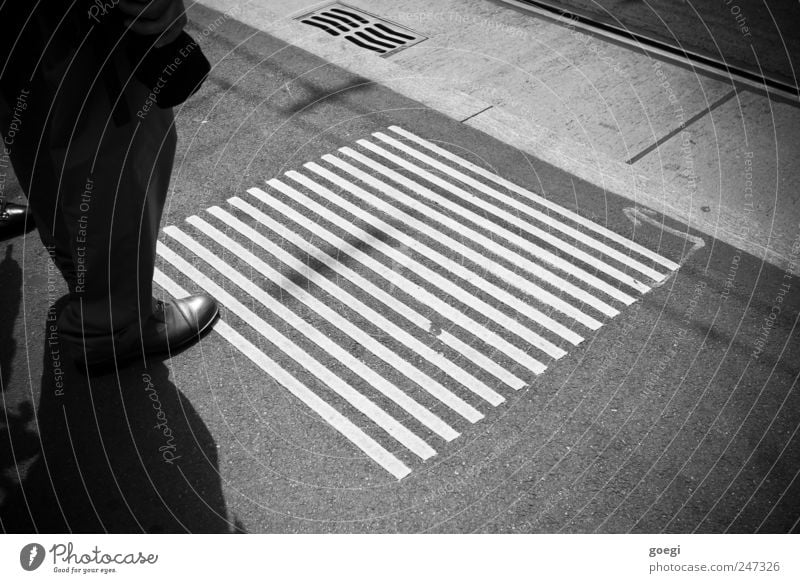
[4,43,215,367]
[52,75,177,359]
[0,81,75,279]
[1,47,170,343]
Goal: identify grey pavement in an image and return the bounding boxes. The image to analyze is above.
[0,3,798,534]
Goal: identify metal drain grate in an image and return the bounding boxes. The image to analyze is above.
[296,3,426,57]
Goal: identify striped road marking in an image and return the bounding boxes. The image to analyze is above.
[156,126,680,480]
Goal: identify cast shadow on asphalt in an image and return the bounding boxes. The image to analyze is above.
[203,69,378,117]
[0,289,244,533]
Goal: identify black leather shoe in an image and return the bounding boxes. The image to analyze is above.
[69,294,219,371]
[140,294,219,356]
[0,202,35,240]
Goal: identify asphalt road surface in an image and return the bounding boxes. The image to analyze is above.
[1,4,798,533]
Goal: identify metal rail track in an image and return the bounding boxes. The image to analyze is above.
[500,0,799,104]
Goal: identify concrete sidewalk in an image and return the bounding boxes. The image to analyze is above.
[194,0,800,275]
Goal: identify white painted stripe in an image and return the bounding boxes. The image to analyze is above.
[165,225,446,457]
[224,198,527,391]
[261,178,550,375]
[282,171,567,362]
[388,125,681,272]
[153,267,192,300]
[340,148,619,320]
[321,154,594,337]
[435,330,526,390]
[251,181,548,377]
[199,208,489,418]
[158,238,434,460]
[185,213,467,436]
[374,132,667,284]
[151,267,412,480]
[356,139,639,305]
[192,213,502,412]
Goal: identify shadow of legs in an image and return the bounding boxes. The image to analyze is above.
[1,300,235,533]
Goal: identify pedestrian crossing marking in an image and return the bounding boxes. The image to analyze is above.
[153,254,414,479]
[355,140,640,305]
[219,199,526,392]
[274,174,554,372]
[155,126,680,480]
[334,145,619,320]
[374,132,663,287]
[320,153,601,333]
[387,126,680,271]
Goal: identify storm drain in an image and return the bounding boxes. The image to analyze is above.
[296,3,426,57]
